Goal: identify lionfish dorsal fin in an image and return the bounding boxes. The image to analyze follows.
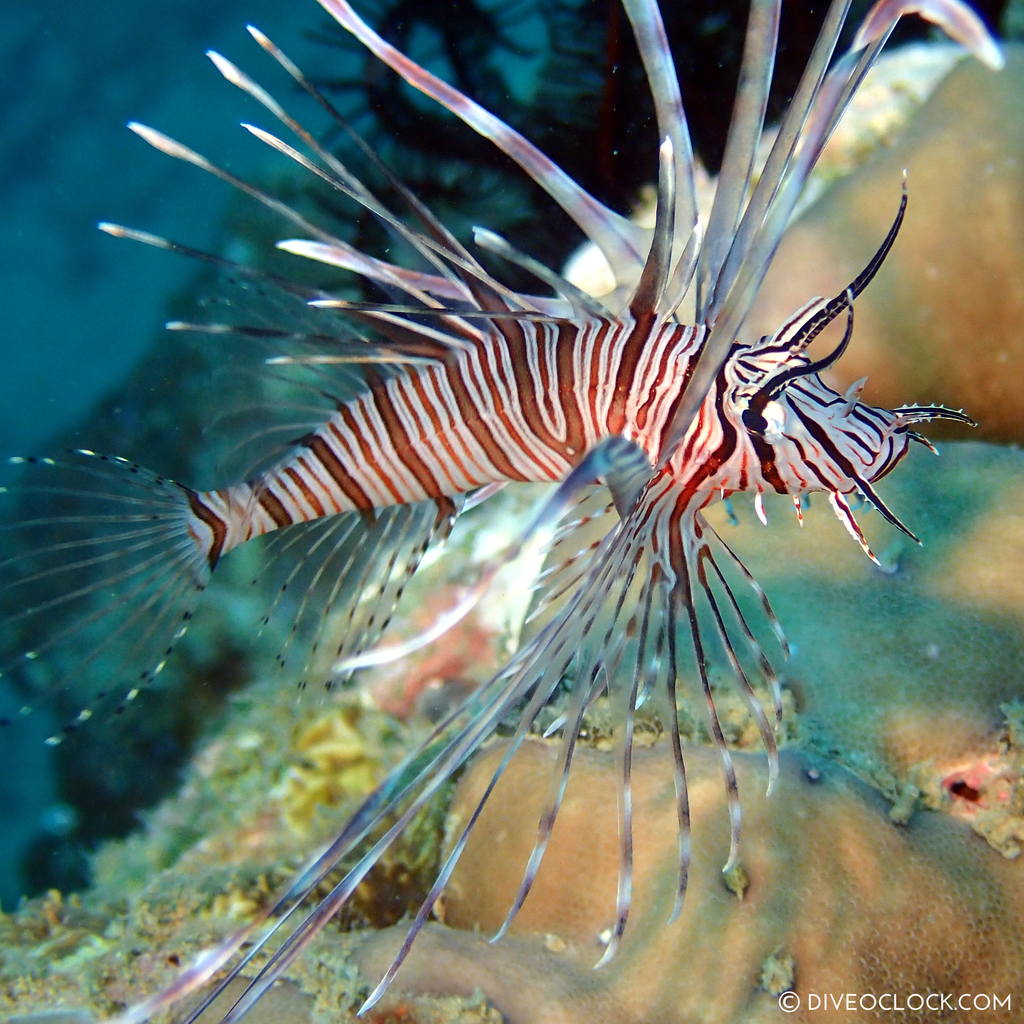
[629,137,677,320]
[315,0,652,286]
[620,0,698,281]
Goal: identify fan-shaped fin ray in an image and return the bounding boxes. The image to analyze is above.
[696,0,779,317]
[620,0,698,270]
[629,137,677,319]
[471,227,611,319]
[0,453,211,742]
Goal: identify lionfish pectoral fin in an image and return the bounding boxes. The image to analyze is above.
[703,523,789,709]
[186,643,568,1020]
[673,547,744,875]
[523,476,786,929]
[0,450,213,744]
[588,436,654,517]
[372,624,627,1007]
[520,486,790,936]
[252,499,457,688]
[337,437,650,674]
[694,523,781,799]
[492,496,663,958]
[490,662,613,948]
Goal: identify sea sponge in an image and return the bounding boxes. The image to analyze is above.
[278,704,388,836]
[355,739,1024,1024]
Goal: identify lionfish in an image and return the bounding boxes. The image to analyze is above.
[0,0,1001,1019]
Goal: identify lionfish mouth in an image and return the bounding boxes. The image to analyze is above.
[0,0,1001,1021]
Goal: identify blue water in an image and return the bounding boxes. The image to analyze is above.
[0,0,317,910]
[0,0,547,914]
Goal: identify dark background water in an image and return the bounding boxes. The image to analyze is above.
[0,0,319,457]
[0,0,315,909]
[0,0,1009,911]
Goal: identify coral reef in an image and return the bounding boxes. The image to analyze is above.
[0,677,438,1022]
[725,443,1024,838]
[354,740,1024,1024]
[4,439,1023,1024]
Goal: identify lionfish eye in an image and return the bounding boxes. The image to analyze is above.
[741,403,768,437]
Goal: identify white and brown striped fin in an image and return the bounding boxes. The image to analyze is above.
[167,454,789,1022]
[249,496,459,688]
[86,2,1003,1021]
[0,441,458,749]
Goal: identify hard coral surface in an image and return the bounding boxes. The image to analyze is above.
[725,441,1024,846]
[358,741,1024,1024]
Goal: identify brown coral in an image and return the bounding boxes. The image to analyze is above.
[355,739,1024,1024]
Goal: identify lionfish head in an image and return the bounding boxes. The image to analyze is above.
[724,186,974,511]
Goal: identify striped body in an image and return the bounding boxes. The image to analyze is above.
[201,317,700,554]
[194,312,912,565]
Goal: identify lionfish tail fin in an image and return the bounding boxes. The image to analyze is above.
[0,450,215,743]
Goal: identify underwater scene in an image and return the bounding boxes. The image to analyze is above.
[1,0,1023,1021]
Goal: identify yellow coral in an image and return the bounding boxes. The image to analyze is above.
[277,703,388,836]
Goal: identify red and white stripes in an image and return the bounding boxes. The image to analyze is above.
[186,315,713,561]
